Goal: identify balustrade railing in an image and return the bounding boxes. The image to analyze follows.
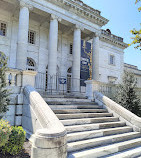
[101,29,123,42]
[97,82,141,101]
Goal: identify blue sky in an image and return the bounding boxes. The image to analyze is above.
[81,0,141,69]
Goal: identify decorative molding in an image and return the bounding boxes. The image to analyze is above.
[100,30,128,49]
[50,14,62,22]
[45,0,109,27]
[19,0,33,10]
[75,24,84,31]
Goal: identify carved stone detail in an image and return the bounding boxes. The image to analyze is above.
[51,14,62,22]
[19,0,33,10]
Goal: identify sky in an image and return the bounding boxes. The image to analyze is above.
[81,0,141,69]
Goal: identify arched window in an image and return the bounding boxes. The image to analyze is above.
[26,58,36,71]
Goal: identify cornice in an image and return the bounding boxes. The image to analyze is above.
[46,0,109,27]
[100,30,128,49]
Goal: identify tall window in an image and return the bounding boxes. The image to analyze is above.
[109,55,115,65]
[28,30,35,44]
[27,58,36,71]
[70,43,73,54]
[0,22,7,36]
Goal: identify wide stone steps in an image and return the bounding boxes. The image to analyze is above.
[61,117,119,126]
[57,113,113,120]
[53,109,108,114]
[67,126,133,142]
[49,105,103,110]
[105,146,141,158]
[65,121,126,133]
[44,97,141,158]
[68,137,141,158]
[67,132,141,152]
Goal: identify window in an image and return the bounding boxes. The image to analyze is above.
[28,30,35,44]
[27,58,36,71]
[0,22,7,36]
[109,55,115,65]
[70,43,73,54]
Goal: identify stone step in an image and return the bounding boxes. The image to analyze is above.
[44,97,92,103]
[67,132,141,152]
[61,117,119,126]
[47,102,96,105]
[49,105,103,110]
[66,121,126,133]
[105,146,141,158]
[67,126,133,142]
[53,109,108,114]
[57,113,113,120]
[68,137,141,158]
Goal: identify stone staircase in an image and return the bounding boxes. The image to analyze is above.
[44,97,141,158]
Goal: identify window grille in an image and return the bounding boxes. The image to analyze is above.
[27,58,36,71]
[0,22,7,36]
[70,43,73,54]
[109,55,115,65]
[28,30,35,44]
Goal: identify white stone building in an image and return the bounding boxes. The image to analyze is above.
[0,0,128,95]
[124,63,141,88]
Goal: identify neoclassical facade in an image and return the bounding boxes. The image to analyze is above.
[0,0,128,94]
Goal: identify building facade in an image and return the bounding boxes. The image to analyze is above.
[0,0,128,94]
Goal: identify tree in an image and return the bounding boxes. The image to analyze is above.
[129,0,141,50]
[0,52,10,115]
[115,71,141,117]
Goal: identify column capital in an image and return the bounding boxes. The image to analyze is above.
[19,0,33,10]
[74,24,84,31]
[51,14,62,22]
[93,31,101,38]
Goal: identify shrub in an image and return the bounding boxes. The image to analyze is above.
[0,52,10,115]
[2,126,26,155]
[115,71,141,117]
[0,119,11,147]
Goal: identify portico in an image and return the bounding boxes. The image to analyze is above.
[13,0,107,95]
[0,0,128,96]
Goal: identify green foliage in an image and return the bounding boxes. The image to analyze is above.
[136,0,141,11]
[2,126,26,155]
[0,52,10,114]
[0,119,11,147]
[115,71,141,117]
[129,0,141,49]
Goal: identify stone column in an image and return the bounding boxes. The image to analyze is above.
[72,25,82,93]
[47,14,61,92]
[16,0,33,70]
[92,32,100,81]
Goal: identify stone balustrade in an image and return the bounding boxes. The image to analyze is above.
[5,69,22,94]
[23,85,67,158]
[94,91,141,132]
[101,29,123,42]
[3,69,37,126]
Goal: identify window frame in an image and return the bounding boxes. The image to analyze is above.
[26,58,36,71]
[109,54,115,66]
[70,43,73,54]
[0,21,7,37]
[28,30,36,45]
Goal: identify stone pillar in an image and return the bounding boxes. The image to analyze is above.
[72,25,82,93]
[16,0,33,70]
[47,14,61,92]
[92,32,100,81]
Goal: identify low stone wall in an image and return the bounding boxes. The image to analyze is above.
[94,91,141,132]
[23,85,67,158]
